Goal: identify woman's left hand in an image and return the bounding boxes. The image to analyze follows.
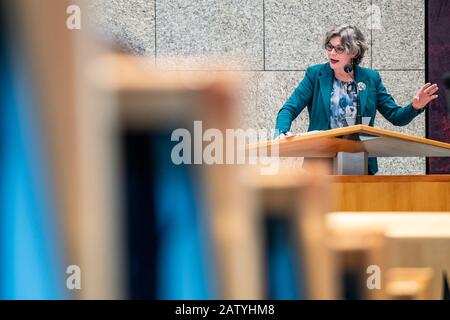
[412,83,439,110]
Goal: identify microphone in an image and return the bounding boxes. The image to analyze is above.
[443,72,450,116]
[344,64,363,125]
[344,64,353,74]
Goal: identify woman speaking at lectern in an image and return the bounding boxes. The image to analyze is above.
[274,24,439,175]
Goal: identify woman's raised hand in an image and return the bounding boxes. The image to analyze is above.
[412,83,439,110]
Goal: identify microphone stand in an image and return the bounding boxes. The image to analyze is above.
[336,64,369,175]
[344,64,362,125]
[342,64,362,142]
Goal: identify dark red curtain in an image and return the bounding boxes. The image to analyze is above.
[427,0,450,174]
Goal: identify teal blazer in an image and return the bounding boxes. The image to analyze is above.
[275,62,424,174]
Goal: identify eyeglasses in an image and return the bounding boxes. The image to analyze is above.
[325,42,346,54]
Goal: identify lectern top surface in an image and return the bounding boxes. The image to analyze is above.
[247,125,450,158]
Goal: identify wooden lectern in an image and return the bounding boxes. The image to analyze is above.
[248,125,450,175]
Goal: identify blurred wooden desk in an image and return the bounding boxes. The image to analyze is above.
[385,226,450,299]
[326,212,450,299]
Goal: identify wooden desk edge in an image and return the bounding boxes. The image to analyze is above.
[247,125,450,151]
[329,174,450,183]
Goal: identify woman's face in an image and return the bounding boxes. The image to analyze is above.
[326,36,355,71]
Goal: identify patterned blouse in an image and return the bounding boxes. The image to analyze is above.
[329,77,357,128]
